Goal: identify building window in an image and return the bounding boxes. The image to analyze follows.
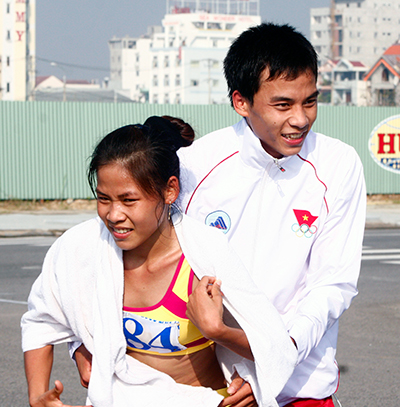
[153,94,158,104]
[192,21,205,29]
[6,83,10,92]
[164,56,169,67]
[191,60,200,68]
[382,68,390,82]
[207,22,222,30]
[175,74,181,86]
[175,55,181,67]
[190,79,199,87]
[6,56,10,66]
[314,16,321,24]
[7,30,10,40]
[6,3,10,13]
[152,56,158,68]
[153,75,158,87]
[175,94,181,104]
[164,94,169,104]
[164,75,169,87]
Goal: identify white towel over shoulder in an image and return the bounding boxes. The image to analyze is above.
[21,215,297,407]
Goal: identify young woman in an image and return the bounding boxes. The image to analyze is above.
[21,116,296,407]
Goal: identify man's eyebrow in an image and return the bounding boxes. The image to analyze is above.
[270,96,294,103]
[308,90,320,99]
[270,90,320,103]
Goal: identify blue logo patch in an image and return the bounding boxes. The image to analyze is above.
[205,211,231,234]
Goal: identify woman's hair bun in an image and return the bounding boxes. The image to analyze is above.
[143,116,195,151]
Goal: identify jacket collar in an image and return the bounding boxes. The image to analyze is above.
[235,118,291,170]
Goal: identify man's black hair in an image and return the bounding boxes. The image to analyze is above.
[224,22,318,106]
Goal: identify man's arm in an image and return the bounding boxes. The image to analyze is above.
[72,344,92,388]
[187,276,253,360]
[287,150,366,364]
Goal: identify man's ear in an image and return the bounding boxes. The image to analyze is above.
[232,90,250,117]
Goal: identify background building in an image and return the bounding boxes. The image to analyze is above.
[108,0,260,104]
[0,0,35,101]
[311,0,400,105]
[310,0,400,67]
[363,43,400,106]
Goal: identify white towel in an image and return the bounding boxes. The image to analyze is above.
[21,215,297,406]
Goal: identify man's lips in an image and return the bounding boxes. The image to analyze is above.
[282,130,307,140]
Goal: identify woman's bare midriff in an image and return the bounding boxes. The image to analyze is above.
[126,343,226,389]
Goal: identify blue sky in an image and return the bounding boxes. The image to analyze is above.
[36,0,329,81]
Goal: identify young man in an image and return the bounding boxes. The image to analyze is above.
[178,23,366,406]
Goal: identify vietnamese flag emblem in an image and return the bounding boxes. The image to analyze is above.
[293,209,318,227]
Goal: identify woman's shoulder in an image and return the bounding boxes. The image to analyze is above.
[50,216,107,256]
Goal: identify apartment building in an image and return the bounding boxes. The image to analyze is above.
[0,0,35,101]
[310,0,400,67]
[108,0,260,104]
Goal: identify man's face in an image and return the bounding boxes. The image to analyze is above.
[236,69,318,159]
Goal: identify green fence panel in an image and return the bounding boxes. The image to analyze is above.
[314,106,400,195]
[0,101,399,199]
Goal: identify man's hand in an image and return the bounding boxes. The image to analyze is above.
[74,344,92,388]
[219,375,257,407]
[29,380,90,407]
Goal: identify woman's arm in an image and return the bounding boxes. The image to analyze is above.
[24,345,89,407]
[187,276,253,361]
[24,345,54,405]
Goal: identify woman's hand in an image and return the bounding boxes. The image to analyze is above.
[186,276,225,339]
[29,380,90,407]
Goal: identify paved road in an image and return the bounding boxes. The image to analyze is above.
[0,236,87,406]
[1,230,399,406]
[335,228,400,405]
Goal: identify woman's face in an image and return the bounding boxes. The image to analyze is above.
[96,163,167,255]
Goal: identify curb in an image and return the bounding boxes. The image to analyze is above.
[0,229,65,238]
[0,221,397,238]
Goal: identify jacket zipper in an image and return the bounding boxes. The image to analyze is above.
[274,158,286,172]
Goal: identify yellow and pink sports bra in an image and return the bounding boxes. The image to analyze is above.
[122,254,213,356]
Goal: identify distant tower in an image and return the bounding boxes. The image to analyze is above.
[0,0,36,101]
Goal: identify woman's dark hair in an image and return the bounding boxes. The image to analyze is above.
[88,116,195,200]
[224,22,318,106]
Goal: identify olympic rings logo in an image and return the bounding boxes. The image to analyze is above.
[291,223,317,238]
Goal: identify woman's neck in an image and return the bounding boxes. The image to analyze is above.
[123,224,181,271]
